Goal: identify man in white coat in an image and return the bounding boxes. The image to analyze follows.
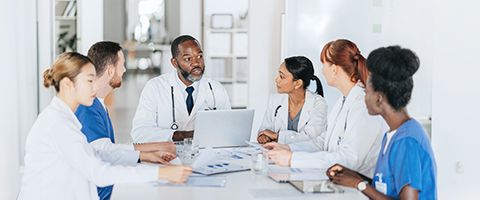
[131,35,231,143]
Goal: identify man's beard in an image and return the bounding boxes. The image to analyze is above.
[179,66,204,82]
[109,72,122,88]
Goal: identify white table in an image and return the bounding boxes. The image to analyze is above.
[111,171,367,200]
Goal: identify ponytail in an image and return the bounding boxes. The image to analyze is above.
[311,75,324,97]
[352,53,368,85]
[320,39,368,85]
[285,56,325,97]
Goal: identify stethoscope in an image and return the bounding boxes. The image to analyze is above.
[272,105,282,133]
[170,82,217,130]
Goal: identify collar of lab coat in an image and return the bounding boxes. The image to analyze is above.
[327,84,365,133]
[173,70,200,99]
[168,70,210,121]
[298,91,316,131]
[51,96,82,130]
[343,84,365,109]
[277,90,316,131]
[324,84,365,149]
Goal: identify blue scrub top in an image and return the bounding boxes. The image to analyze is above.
[373,119,437,199]
[75,97,115,200]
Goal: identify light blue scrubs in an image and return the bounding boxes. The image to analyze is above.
[373,119,437,199]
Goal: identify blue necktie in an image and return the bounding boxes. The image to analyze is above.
[186,86,194,115]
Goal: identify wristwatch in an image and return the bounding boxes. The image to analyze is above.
[357,181,368,191]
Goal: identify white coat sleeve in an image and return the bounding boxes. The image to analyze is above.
[90,138,139,166]
[288,140,322,152]
[52,125,158,187]
[131,80,175,143]
[290,103,383,173]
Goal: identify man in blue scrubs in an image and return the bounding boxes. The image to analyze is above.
[76,41,176,200]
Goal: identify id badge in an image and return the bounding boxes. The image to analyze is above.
[375,181,387,195]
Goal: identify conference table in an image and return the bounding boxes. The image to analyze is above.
[111,147,368,200]
[111,171,367,200]
[112,167,367,199]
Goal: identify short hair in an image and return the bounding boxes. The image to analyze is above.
[366,46,420,110]
[87,41,122,76]
[284,56,324,96]
[171,35,198,58]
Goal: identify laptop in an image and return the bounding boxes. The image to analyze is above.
[194,109,254,148]
[289,180,344,193]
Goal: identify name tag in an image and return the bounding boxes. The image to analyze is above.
[374,173,387,194]
[375,181,387,194]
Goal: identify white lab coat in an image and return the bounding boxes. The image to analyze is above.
[289,85,387,177]
[258,91,328,144]
[90,138,139,166]
[90,98,139,166]
[74,128,139,166]
[131,70,231,143]
[18,97,158,200]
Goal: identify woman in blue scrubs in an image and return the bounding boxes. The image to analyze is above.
[326,46,437,199]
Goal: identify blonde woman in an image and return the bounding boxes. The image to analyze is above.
[18,52,192,200]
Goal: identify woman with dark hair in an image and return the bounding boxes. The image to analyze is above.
[257,56,327,145]
[327,46,437,199]
[265,40,386,179]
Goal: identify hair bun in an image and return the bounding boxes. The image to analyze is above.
[43,68,54,88]
[367,46,419,82]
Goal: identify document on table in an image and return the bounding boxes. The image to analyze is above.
[191,148,250,175]
[191,148,217,169]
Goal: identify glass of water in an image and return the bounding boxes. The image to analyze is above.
[182,138,199,166]
[251,152,268,175]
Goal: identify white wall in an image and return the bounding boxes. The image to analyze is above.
[379,0,434,120]
[1,0,38,198]
[165,0,180,42]
[0,10,20,200]
[78,0,104,54]
[38,0,104,110]
[37,0,55,110]
[16,0,39,166]
[283,0,433,121]
[247,0,284,138]
[432,0,480,198]
[179,0,202,41]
